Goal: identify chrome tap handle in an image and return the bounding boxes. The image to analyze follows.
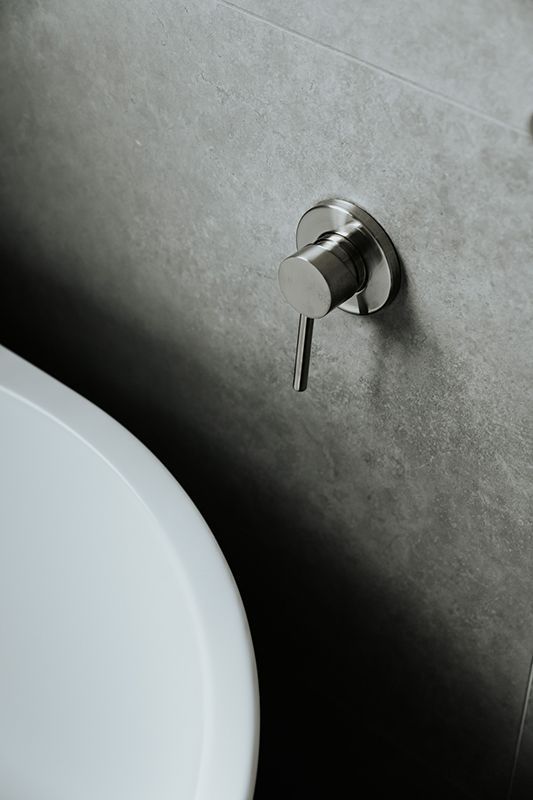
[279,228,366,392]
[293,315,314,392]
[278,199,402,392]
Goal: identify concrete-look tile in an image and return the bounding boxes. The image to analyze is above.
[229,0,533,131]
[0,1,532,797]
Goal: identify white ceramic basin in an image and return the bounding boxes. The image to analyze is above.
[0,345,259,800]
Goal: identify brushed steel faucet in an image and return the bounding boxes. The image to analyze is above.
[278,198,401,391]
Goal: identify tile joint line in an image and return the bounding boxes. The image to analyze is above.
[220,0,527,138]
[506,652,533,800]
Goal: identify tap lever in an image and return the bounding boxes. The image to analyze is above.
[293,315,314,392]
[278,199,401,392]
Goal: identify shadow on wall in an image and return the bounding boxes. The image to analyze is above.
[0,246,518,800]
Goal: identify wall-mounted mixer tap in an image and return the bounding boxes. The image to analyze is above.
[278,198,401,391]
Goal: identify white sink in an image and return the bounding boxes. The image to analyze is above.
[0,345,259,800]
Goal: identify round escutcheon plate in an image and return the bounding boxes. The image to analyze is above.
[295,198,401,315]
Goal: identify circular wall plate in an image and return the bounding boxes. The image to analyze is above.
[295,198,401,315]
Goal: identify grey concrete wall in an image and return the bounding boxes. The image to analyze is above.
[0,1,532,797]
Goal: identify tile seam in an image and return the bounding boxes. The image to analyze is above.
[219,0,528,139]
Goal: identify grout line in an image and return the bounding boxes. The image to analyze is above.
[506,652,533,800]
[220,0,528,138]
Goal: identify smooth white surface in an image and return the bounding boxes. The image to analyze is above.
[0,345,259,800]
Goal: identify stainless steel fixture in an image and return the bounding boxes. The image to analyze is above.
[278,198,401,391]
